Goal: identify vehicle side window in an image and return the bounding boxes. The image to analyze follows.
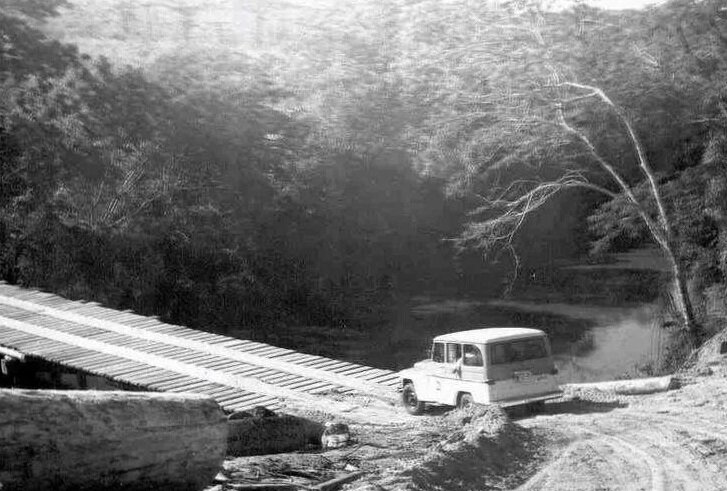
[491,343,509,365]
[463,344,483,367]
[432,342,445,363]
[445,343,461,363]
[490,338,547,364]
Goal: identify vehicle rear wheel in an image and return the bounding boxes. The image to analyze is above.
[402,383,425,415]
[457,392,474,410]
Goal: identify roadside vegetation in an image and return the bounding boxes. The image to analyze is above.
[1,0,727,367]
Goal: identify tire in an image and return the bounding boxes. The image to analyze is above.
[458,392,474,410]
[401,383,426,415]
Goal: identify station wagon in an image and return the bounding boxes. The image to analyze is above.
[398,328,561,414]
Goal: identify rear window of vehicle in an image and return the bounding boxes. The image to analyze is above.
[490,338,547,364]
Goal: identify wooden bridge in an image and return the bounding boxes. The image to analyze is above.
[0,282,399,412]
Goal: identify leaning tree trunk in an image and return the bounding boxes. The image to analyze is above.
[0,389,228,491]
[559,83,701,338]
[665,245,699,337]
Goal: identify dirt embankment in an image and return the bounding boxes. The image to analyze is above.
[207,401,545,491]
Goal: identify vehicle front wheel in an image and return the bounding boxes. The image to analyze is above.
[457,392,474,410]
[402,383,425,415]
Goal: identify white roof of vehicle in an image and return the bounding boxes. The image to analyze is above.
[433,328,546,344]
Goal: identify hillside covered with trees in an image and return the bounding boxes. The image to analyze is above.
[2,0,727,364]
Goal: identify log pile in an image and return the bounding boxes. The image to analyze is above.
[0,389,228,491]
[212,453,366,491]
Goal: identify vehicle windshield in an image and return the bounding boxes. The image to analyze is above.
[432,342,444,362]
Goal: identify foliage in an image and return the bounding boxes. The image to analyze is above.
[0,2,470,352]
[4,0,727,354]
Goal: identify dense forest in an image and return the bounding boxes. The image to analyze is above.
[2,0,727,363]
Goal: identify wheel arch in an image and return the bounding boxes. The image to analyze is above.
[456,391,474,407]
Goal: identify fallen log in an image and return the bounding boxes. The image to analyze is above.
[0,388,228,491]
[564,375,676,396]
[227,414,324,456]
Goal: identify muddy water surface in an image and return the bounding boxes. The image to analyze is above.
[361,297,663,383]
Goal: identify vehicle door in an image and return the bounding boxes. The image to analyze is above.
[459,344,484,380]
[458,343,488,404]
[418,341,446,401]
[439,342,463,403]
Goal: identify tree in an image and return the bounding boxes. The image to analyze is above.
[394,0,716,336]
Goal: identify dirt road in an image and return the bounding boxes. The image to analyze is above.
[210,323,727,491]
[211,371,727,491]
[516,374,727,491]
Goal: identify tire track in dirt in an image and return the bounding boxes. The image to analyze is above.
[612,412,727,490]
[517,405,727,491]
[517,420,662,491]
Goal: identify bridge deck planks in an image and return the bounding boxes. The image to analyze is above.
[0,282,399,411]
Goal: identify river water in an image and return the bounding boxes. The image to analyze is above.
[352,296,665,383]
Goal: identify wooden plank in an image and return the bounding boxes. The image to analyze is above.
[219,392,276,407]
[128,370,182,386]
[295,357,340,367]
[133,371,188,386]
[40,344,87,359]
[360,370,398,380]
[270,353,314,364]
[226,340,261,350]
[178,382,226,395]
[259,372,300,384]
[114,364,159,379]
[102,361,146,376]
[197,359,243,371]
[214,392,264,405]
[106,361,151,377]
[77,355,123,372]
[165,351,218,364]
[284,379,338,393]
[153,378,210,392]
[229,366,268,376]
[306,360,351,371]
[173,331,214,341]
[141,345,187,357]
[266,349,300,359]
[148,376,200,391]
[217,339,256,349]
[63,351,112,366]
[337,366,383,377]
[0,330,37,345]
[244,346,289,356]
[198,386,239,399]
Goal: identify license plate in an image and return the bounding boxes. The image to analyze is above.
[514,370,532,382]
